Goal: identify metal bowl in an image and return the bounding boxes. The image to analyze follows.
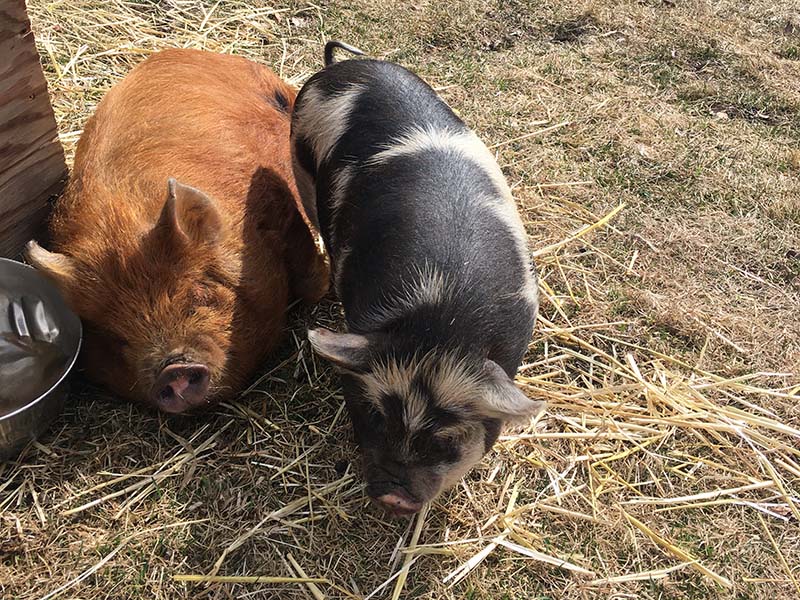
[0,257,82,459]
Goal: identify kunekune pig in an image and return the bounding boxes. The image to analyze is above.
[26,49,329,413]
[291,42,545,516]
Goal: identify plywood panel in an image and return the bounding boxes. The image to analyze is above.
[0,0,67,258]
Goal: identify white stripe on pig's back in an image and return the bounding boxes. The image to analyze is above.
[293,83,365,168]
[361,125,539,309]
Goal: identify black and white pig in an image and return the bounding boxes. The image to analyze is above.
[291,41,545,516]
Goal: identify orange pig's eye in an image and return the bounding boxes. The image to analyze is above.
[191,282,223,307]
[191,283,211,302]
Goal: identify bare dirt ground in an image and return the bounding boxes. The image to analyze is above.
[2,1,799,598]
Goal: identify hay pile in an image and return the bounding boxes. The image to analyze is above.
[2,1,798,599]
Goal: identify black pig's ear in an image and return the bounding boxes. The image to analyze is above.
[479,359,546,422]
[308,328,384,372]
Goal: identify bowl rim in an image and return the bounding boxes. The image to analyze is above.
[0,257,83,422]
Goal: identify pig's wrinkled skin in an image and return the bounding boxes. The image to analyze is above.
[26,49,328,413]
[293,44,545,516]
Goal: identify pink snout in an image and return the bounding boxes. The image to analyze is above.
[374,489,423,517]
[151,363,210,413]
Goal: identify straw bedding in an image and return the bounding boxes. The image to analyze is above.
[1,1,798,598]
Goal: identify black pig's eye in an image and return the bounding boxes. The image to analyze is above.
[361,401,385,429]
[368,406,384,426]
[414,432,461,465]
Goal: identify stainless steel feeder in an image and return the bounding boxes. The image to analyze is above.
[0,257,82,459]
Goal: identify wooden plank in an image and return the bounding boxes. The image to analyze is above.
[0,0,67,258]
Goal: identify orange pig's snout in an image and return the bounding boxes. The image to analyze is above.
[151,362,210,412]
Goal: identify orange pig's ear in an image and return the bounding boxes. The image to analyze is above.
[156,178,224,246]
[25,240,78,294]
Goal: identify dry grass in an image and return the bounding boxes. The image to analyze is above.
[2,0,799,598]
